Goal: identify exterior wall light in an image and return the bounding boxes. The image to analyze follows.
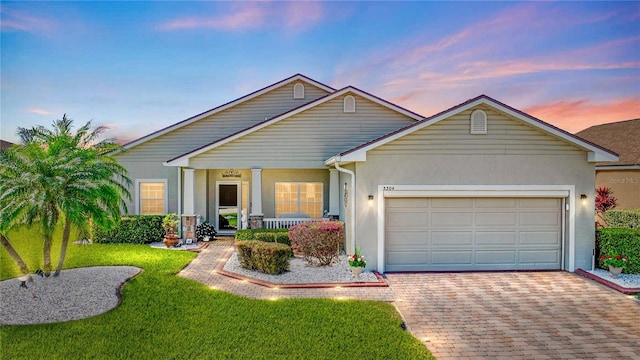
[581,194,587,206]
[368,194,374,206]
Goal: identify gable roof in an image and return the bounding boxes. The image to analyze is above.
[122,74,335,150]
[575,118,640,167]
[325,95,619,165]
[164,86,424,166]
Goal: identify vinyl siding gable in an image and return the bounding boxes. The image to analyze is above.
[369,106,585,156]
[116,80,330,162]
[189,94,418,169]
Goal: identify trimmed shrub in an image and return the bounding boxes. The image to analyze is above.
[235,240,292,275]
[235,228,288,241]
[93,215,164,244]
[606,210,640,229]
[596,228,640,274]
[289,220,344,266]
[253,232,291,246]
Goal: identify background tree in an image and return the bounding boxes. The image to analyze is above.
[595,186,617,227]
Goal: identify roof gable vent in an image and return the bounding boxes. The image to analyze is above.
[293,83,305,99]
[470,109,487,134]
[343,95,356,113]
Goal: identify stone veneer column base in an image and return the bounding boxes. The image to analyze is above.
[249,215,264,229]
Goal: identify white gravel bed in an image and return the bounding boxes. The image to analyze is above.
[586,268,640,289]
[148,241,205,251]
[223,251,378,284]
[0,266,141,325]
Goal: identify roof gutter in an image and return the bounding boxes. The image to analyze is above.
[334,155,356,254]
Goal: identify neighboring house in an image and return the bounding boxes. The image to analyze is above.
[117,74,618,273]
[575,119,640,210]
[0,139,14,151]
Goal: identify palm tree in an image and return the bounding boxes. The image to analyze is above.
[0,141,63,276]
[1,115,131,277]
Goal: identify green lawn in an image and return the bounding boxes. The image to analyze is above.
[1,227,434,359]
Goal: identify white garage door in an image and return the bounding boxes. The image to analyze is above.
[385,197,562,272]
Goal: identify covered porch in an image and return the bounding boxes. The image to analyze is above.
[179,167,343,235]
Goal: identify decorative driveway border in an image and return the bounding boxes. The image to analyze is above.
[575,268,640,294]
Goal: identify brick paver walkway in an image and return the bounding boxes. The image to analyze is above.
[179,244,394,301]
[180,244,640,359]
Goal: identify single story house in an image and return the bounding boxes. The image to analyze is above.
[116,74,618,273]
[575,119,640,210]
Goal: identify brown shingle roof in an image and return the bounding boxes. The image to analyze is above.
[575,119,640,166]
[0,140,14,151]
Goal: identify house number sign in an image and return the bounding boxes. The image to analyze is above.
[222,169,241,178]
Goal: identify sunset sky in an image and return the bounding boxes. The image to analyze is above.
[1,1,639,144]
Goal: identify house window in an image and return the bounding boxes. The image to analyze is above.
[136,179,167,215]
[343,95,356,113]
[275,182,323,218]
[293,83,305,99]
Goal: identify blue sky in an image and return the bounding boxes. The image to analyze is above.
[1,1,639,144]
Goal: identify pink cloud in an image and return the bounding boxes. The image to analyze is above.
[159,2,325,32]
[0,6,57,34]
[524,97,640,132]
[25,108,53,116]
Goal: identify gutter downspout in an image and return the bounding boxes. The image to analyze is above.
[334,156,355,253]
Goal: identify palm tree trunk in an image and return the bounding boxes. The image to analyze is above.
[0,232,32,281]
[43,234,53,277]
[53,217,72,277]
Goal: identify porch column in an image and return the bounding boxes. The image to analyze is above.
[250,168,263,228]
[329,169,340,219]
[182,168,195,215]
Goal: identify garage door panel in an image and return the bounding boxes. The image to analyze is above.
[519,198,560,208]
[387,251,428,266]
[520,212,560,226]
[385,197,562,272]
[476,231,517,245]
[431,231,473,246]
[518,250,560,265]
[386,231,428,249]
[476,198,517,208]
[431,198,473,208]
[387,211,429,230]
[387,198,429,208]
[520,231,560,245]
[432,212,473,226]
[476,212,517,226]
[431,251,473,265]
[476,251,516,265]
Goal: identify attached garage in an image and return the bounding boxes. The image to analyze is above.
[384,196,564,272]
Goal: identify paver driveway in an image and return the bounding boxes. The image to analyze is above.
[386,272,640,359]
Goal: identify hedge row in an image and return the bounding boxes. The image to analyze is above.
[606,210,640,229]
[596,228,640,274]
[234,229,291,250]
[236,240,292,275]
[93,215,164,244]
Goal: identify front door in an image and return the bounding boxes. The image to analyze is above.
[217,182,239,233]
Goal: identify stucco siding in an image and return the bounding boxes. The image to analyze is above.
[119,160,180,215]
[370,107,583,156]
[189,94,417,169]
[116,81,330,163]
[596,169,640,210]
[354,153,596,272]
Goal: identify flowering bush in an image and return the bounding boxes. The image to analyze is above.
[195,222,217,241]
[348,247,366,268]
[288,220,344,266]
[600,254,628,269]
